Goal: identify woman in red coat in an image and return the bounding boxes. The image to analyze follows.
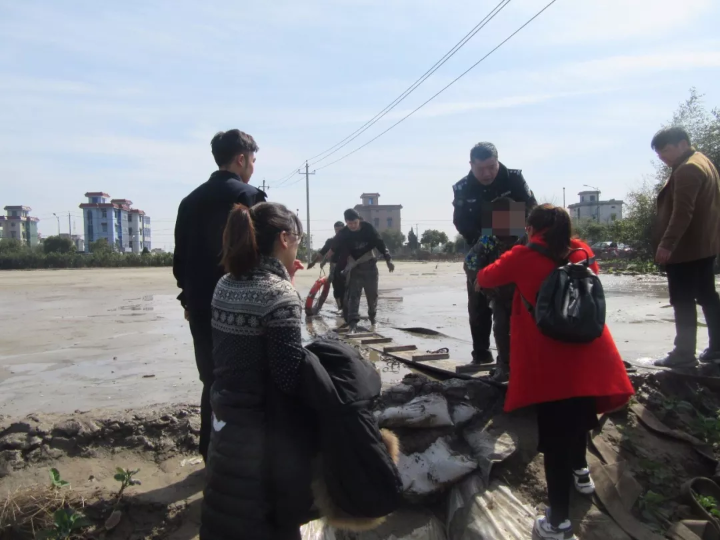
[476,204,634,540]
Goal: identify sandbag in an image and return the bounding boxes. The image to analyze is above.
[377,394,453,429]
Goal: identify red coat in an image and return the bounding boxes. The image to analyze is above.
[476,237,634,413]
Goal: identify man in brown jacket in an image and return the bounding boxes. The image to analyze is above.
[652,126,720,367]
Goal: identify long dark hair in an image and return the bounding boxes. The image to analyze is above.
[527,204,573,261]
[221,202,302,277]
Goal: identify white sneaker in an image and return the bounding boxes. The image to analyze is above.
[573,468,595,495]
[533,514,578,540]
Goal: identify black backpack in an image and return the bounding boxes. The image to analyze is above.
[520,243,606,343]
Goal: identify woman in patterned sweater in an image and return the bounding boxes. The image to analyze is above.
[201,202,310,540]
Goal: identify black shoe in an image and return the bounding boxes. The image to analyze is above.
[654,350,698,367]
[369,316,376,326]
[699,348,720,364]
[471,350,494,364]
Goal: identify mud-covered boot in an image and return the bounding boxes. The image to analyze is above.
[654,303,698,367]
[700,302,720,363]
[471,350,494,365]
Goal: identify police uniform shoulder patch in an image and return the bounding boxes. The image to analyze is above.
[507,169,522,175]
[453,177,468,191]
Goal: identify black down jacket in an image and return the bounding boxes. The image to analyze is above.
[200,337,403,540]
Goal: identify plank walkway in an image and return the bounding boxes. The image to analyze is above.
[338,327,496,380]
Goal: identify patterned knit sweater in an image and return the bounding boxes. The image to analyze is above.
[211,257,304,394]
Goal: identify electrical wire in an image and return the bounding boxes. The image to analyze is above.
[304,0,513,168]
[313,0,559,173]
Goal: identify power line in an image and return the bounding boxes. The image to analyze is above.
[314,0,559,173]
[306,0,513,168]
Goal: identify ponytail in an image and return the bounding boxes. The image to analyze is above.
[527,204,572,261]
[222,204,258,276]
[221,202,303,278]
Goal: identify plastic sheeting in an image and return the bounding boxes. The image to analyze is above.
[300,509,447,540]
[398,437,478,497]
[462,428,516,484]
[447,473,536,540]
[377,394,453,429]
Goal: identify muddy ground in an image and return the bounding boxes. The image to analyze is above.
[0,263,709,416]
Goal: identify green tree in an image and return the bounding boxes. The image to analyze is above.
[454,234,468,253]
[407,229,419,250]
[380,229,406,252]
[43,235,75,254]
[89,238,112,254]
[0,239,24,254]
[421,229,449,250]
[142,246,150,255]
[658,88,720,181]
[443,241,456,253]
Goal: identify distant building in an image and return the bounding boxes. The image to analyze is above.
[59,233,85,252]
[353,193,403,233]
[0,206,39,246]
[567,190,623,224]
[79,193,152,253]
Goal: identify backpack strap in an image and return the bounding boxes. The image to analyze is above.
[527,243,566,266]
[528,243,596,267]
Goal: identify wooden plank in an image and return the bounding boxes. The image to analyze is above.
[455,363,497,374]
[379,297,403,301]
[361,337,393,345]
[383,344,417,353]
[412,352,450,361]
[346,332,376,339]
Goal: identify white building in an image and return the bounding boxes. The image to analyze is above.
[567,190,623,224]
[80,193,151,253]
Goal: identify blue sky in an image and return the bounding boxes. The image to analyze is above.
[1,0,719,250]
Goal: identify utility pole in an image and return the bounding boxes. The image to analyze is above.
[260,178,270,193]
[52,213,60,235]
[298,162,315,263]
[67,212,72,238]
[563,187,566,208]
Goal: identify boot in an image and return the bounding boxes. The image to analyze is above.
[654,303,698,367]
[700,301,720,363]
[335,298,343,310]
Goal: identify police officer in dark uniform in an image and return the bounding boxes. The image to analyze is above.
[453,142,537,366]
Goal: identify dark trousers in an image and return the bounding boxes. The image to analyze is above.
[345,260,379,325]
[537,397,598,527]
[666,256,720,354]
[331,263,346,303]
[188,310,215,462]
[465,265,493,359]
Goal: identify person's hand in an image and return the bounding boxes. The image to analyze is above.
[184,309,190,322]
[655,246,672,265]
[320,259,327,269]
[474,281,482,292]
[307,260,316,270]
[387,260,395,273]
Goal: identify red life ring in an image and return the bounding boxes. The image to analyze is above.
[305,275,331,316]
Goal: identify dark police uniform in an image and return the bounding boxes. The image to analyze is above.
[452,163,536,364]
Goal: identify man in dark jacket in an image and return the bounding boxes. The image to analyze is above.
[651,127,720,367]
[318,209,395,330]
[308,221,348,310]
[453,142,536,364]
[173,129,267,461]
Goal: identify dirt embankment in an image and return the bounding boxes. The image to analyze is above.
[3,368,720,540]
